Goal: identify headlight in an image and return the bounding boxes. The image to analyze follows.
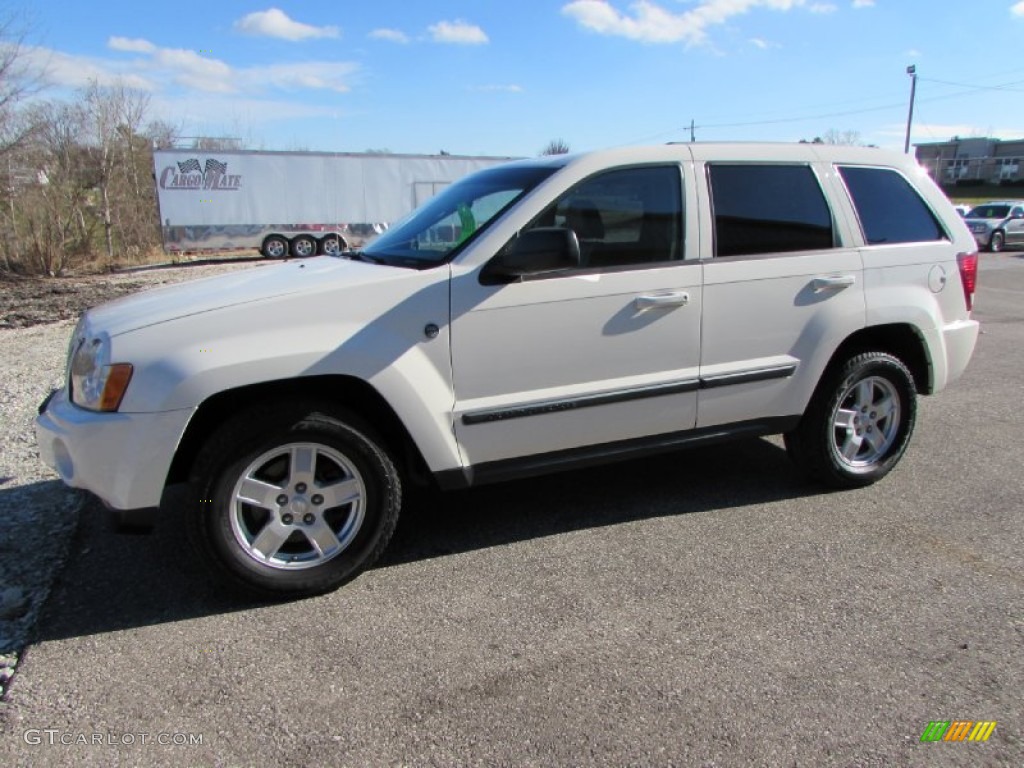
[69,332,133,411]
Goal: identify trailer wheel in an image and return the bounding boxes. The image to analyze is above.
[262,236,288,259]
[291,236,317,258]
[319,234,345,256]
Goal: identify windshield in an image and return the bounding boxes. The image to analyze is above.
[362,164,557,267]
[967,205,1010,219]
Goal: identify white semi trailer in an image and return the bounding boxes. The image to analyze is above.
[153,149,516,258]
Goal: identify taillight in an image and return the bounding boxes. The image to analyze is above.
[956,251,978,311]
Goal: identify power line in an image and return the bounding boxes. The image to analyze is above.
[626,73,1024,145]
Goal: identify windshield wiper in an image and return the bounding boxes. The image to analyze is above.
[345,250,385,265]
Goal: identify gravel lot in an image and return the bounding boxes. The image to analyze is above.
[0,258,268,687]
[0,253,1021,766]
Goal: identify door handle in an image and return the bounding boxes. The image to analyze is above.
[811,275,856,292]
[635,291,690,310]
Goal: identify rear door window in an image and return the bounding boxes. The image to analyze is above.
[708,164,835,257]
[838,166,946,245]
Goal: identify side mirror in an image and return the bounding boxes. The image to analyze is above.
[484,228,580,283]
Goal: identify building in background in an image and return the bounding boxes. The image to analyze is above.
[915,137,1024,187]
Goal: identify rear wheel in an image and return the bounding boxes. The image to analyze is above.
[785,352,916,488]
[989,230,1005,253]
[319,234,345,256]
[187,403,401,597]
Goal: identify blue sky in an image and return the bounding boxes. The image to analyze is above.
[18,1,1024,156]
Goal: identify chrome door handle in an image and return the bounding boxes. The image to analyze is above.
[811,275,856,292]
[635,291,690,310]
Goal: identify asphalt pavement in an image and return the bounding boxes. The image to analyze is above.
[1,254,1022,767]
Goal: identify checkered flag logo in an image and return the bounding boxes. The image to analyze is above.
[204,159,228,175]
[177,158,202,174]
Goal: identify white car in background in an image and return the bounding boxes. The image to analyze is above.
[963,200,1024,251]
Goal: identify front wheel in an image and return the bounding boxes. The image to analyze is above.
[187,404,401,597]
[989,230,1005,253]
[785,352,917,488]
[261,235,288,259]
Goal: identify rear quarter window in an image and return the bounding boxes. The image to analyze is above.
[838,166,946,245]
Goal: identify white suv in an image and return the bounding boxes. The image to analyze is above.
[36,143,980,597]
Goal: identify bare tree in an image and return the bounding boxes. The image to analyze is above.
[145,119,180,150]
[541,138,570,156]
[191,135,243,151]
[82,81,120,262]
[0,10,42,156]
[821,129,863,146]
[10,100,94,275]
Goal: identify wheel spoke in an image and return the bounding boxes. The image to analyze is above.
[305,518,342,557]
[840,431,864,460]
[250,521,292,559]
[855,379,875,409]
[318,477,362,509]
[290,446,316,488]
[863,428,887,455]
[236,477,283,509]
[834,407,858,429]
[874,395,896,423]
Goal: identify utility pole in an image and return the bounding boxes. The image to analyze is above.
[904,65,917,154]
[689,119,696,143]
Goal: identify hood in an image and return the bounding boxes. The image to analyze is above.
[88,257,410,337]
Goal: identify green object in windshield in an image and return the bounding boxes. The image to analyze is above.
[456,203,477,245]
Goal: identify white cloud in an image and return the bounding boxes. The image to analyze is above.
[470,84,524,93]
[428,20,489,45]
[234,8,339,41]
[108,37,157,53]
[852,0,875,8]
[562,0,827,45]
[21,43,359,98]
[246,62,359,93]
[749,37,779,49]
[369,28,410,44]
[1012,1,1024,16]
[809,3,837,12]
[153,48,235,92]
[22,46,157,90]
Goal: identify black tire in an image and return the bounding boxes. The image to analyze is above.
[290,235,317,258]
[186,402,401,598]
[989,230,1005,253]
[319,234,345,256]
[261,235,288,259]
[784,352,917,489]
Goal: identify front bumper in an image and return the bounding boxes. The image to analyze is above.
[969,229,993,248]
[35,387,194,511]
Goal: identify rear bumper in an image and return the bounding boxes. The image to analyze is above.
[937,318,980,389]
[35,387,194,511]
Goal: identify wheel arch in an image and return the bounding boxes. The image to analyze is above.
[822,323,933,395]
[166,375,432,488]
